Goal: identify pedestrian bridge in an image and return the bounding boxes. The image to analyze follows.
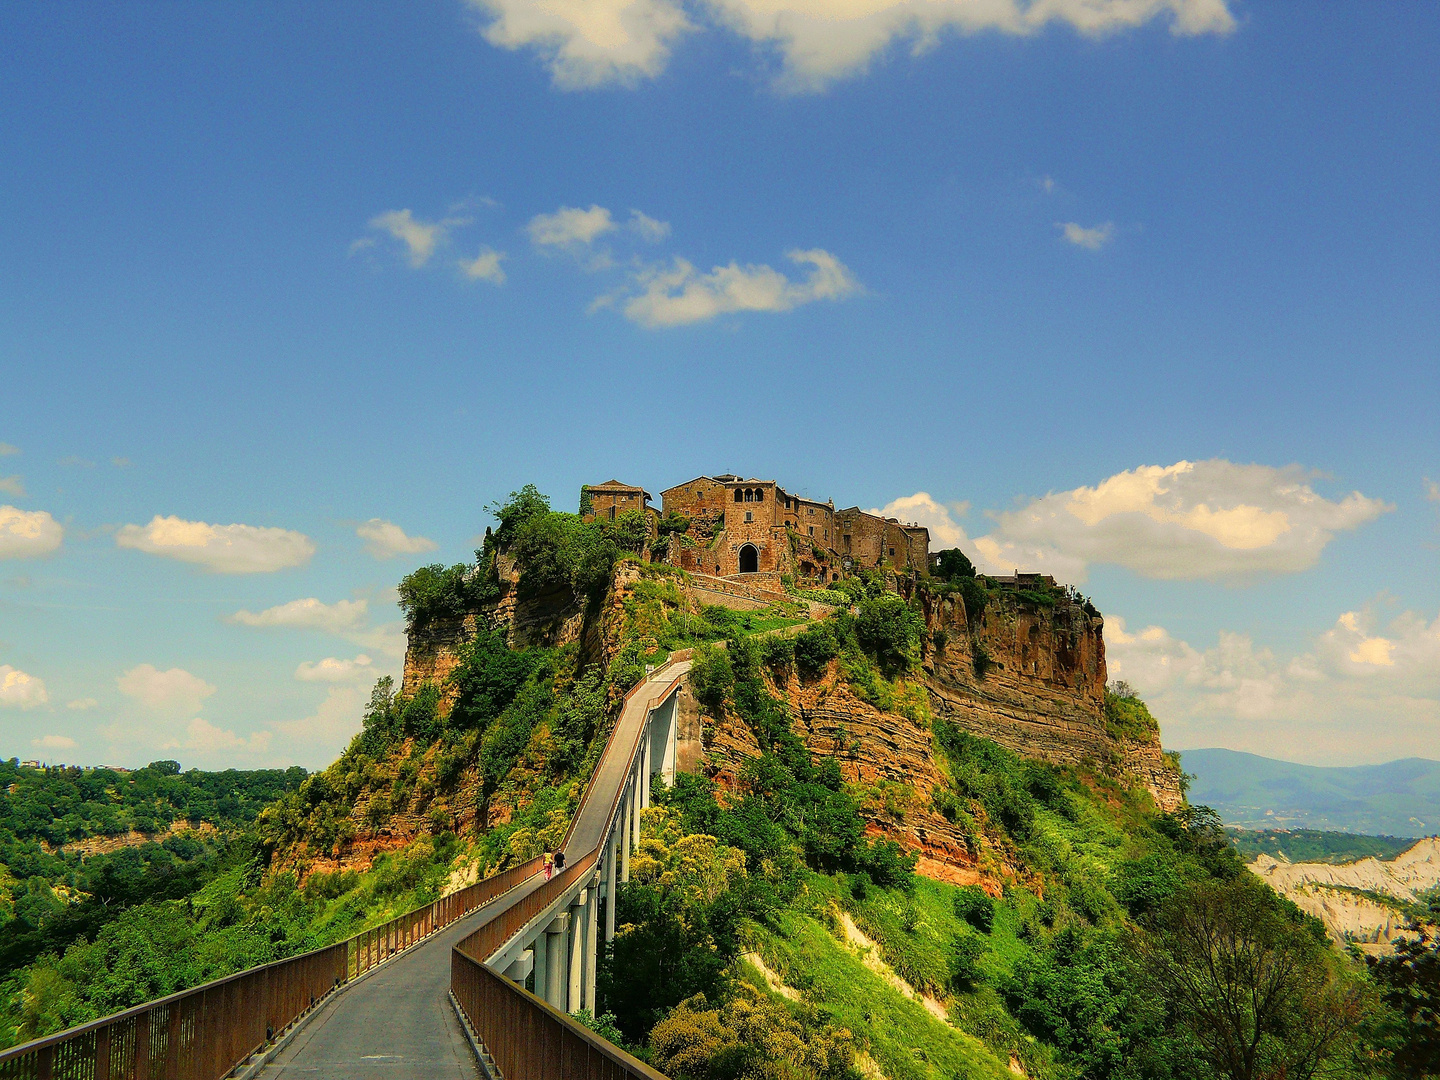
[0,659,690,1080]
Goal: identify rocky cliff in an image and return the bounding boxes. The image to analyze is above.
[399,563,1184,891]
[1249,838,1440,951]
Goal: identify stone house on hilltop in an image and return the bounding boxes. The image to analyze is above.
[581,473,931,585]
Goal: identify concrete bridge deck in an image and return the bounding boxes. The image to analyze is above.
[254,659,690,1080]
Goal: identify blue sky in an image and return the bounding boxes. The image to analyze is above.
[1,0,1436,769]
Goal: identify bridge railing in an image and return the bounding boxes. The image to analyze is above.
[0,857,543,1080]
[451,952,667,1080]
[450,658,687,1080]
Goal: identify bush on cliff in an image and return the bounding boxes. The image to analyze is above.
[855,594,925,675]
[397,562,497,633]
[1103,682,1160,741]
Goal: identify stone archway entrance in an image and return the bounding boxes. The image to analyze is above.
[738,544,759,574]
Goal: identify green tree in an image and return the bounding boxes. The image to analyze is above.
[1369,926,1440,1076]
[1142,878,1364,1080]
[856,594,925,675]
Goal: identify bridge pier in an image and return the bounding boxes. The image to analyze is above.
[604,840,617,942]
[542,914,568,1010]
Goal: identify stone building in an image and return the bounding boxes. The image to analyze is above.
[580,480,651,523]
[614,473,932,583]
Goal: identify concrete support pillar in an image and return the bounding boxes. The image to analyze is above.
[641,725,651,808]
[567,889,588,1013]
[543,915,569,1010]
[585,875,600,1010]
[504,949,533,985]
[605,835,618,942]
[532,929,548,1000]
[620,789,631,883]
[629,767,641,849]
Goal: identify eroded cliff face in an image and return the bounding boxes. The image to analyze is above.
[397,562,1183,892]
[920,589,1182,813]
[694,585,1182,891]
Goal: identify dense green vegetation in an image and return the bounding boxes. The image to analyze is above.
[594,628,1405,1080]
[1228,828,1419,865]
[8,491,1437,1077]
[1102,682,1160,742]
[0,760,314,1047]
[0,760,305,979]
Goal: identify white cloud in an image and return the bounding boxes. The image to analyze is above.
[970,460,1391,583]
[628,209,671,242]
[471,0,1233,91]
[0,506,63,559]
[356,518,439,559]
[0,665,49,709]
[1427,478,1440,502]
[0,477,24,498]
[1108,602,1440,765]
[366,209,468,268]
[33,734,77,751]
[459,247,507,284]
[869,493,972,549]
[229,597,369,634]
[1059,221,1114,249]
[116,515,314,573]
[0,443,17,456]
[470,0,693,88]
[67,697,98,710]
[528,204,616,247]
[295,655,375,683]
[118,664,216,716]
[174,718,272,756]
[617,247,859,328]
[112,457,132,468]
[270,683,371,765]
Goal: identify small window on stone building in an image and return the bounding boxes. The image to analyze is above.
[755,490,763,502]
[609,507,617,521]
[734,489,743,502]
[745,511,753,522]
[808,526,814,536]
[888,547,895,555]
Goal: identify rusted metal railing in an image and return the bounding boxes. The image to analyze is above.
[451,951,666,1080]
[0,857,542,1080]
[449,658,687,1080]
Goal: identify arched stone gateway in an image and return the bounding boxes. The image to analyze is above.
[738,544,759,574]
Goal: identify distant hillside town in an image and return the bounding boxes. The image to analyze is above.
[580,474,932,585]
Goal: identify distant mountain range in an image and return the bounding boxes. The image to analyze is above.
[1181,748,1440,837]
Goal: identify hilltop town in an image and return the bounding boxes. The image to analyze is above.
[581,473,932,583]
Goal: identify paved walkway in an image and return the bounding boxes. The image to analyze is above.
[255,660,689,1079]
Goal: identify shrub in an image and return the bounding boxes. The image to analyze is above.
[1103,686,1160,742]
[792,623,839,678]
[759,634,794,673]
[397,562,495,632]
[954,885,996,934]
[855,594,925,675]
[688,644,733,715]
[446,626,539,734]
[973,644,993,679]
[398,684,443,744]
[949,933,988,989]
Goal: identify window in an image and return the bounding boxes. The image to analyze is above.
[609,507,616,520]
[734,489,744,502]
[745,511,753,522]
[808,507,814,515]
[755,489,763,502]
[888,547,895,555]
[808,526,814,536]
